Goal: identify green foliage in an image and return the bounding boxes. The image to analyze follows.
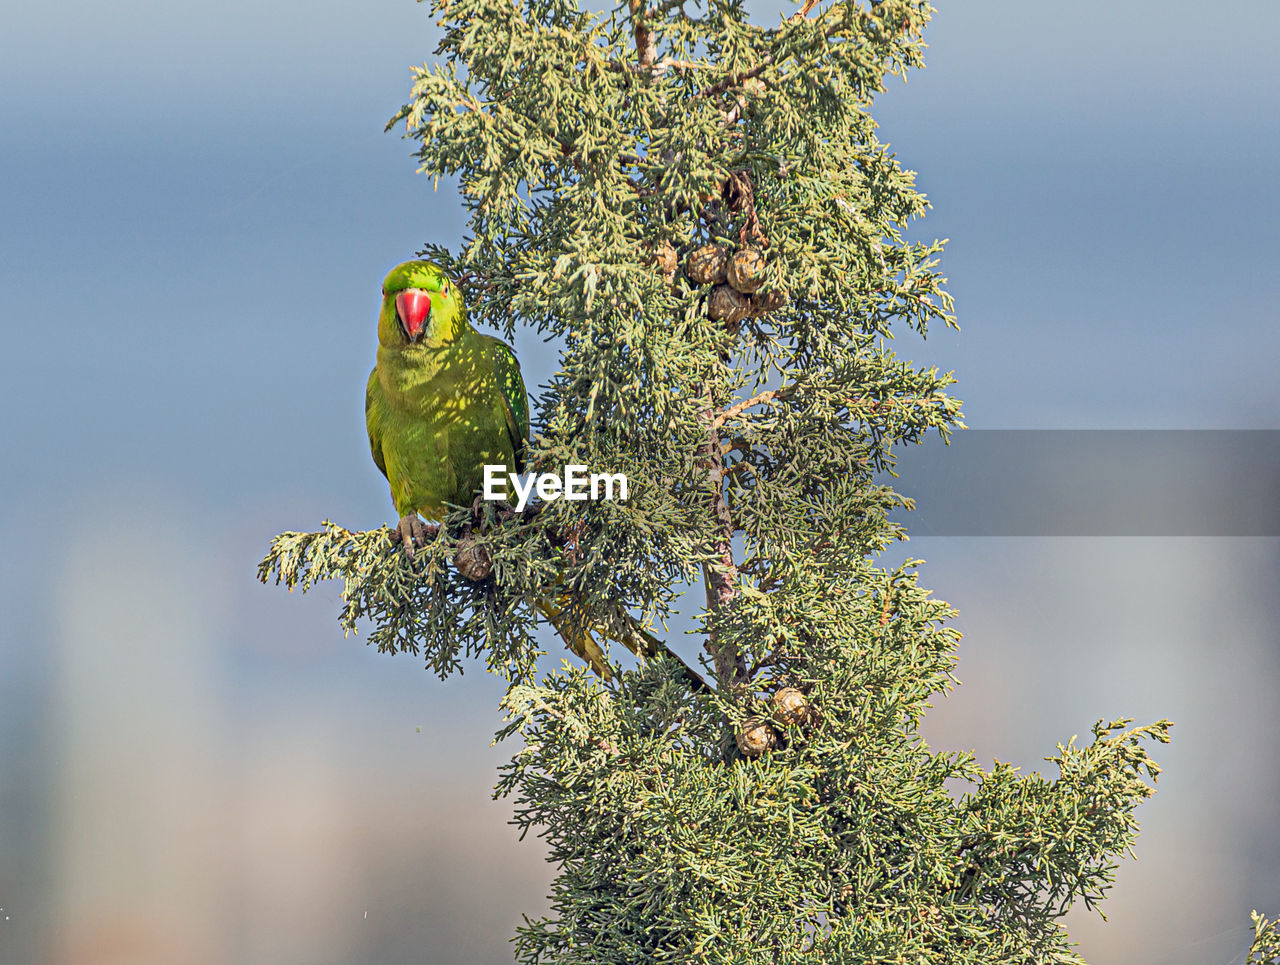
[1249,911,1280,962]
[493,560,1170,963]
[251,0,1258,960]
[1250,912,1280,965]
[259,516,544,679]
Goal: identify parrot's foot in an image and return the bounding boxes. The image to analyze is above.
[389,515,438,559]
[470,493,518,524]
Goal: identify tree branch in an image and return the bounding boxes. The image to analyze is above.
[791,0,821,20]
[628,0,657,68]
[606,56,711,75]
[710,386,795,431]
[697,382,748,687]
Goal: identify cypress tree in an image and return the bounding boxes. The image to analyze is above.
[260,1,1277,960]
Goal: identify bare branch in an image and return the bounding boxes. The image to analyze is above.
[607,56,712,75]
[697,383,748,687]
[628,0,657,68]
[710,386,795,431]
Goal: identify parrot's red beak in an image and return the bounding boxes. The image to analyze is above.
[395,289,432,341]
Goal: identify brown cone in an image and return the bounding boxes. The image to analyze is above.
[727,247,766,294]
[708,283,750,326]
[454,538,492,581]
[736,719,781,757]
[686,243,730,285]
[770,687,810,726]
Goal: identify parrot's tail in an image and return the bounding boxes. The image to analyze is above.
[533,596,709,692]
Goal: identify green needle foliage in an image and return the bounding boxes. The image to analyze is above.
[1249,912,1280,965]
[257,0,1270,961]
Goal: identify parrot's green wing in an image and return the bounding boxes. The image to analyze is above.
[365,368,388,479]
[485,335,529,473]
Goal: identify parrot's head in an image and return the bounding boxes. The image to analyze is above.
[379,260,464,346]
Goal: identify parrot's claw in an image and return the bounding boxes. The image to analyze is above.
[390,515,436,559]
[472,493,518,524]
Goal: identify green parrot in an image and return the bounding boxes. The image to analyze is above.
[366,260,704,687]
[365,259,526,544]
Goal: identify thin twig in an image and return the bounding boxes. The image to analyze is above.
[697,383,748,687]
[607,56,712,74]
[699,60,774,100]
[790,0,821,20]
[711,389,953,431]
[710,387,795,431]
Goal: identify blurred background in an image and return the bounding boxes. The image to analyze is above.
[1,1,1276,962]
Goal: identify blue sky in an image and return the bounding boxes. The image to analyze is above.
[1,2,1277,963]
